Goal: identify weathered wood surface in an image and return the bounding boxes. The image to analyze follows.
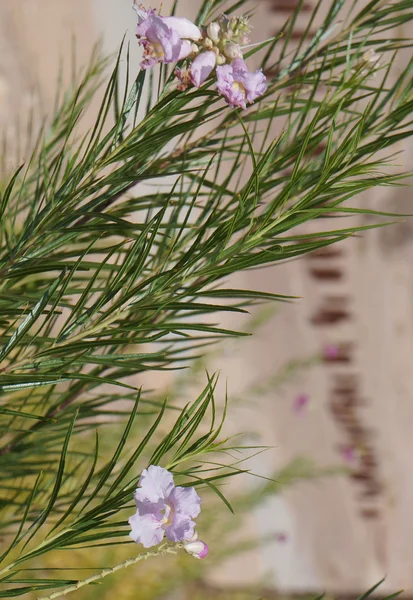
[0,0,412,594]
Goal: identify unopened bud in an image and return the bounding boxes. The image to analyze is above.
[204,37,214,49]
[229,15,251,44]
[191,43,200,55]
[223,40,242,60]
[216,54,226,65]
[183,539,209,559]
[218,13,230,32]
[207,22,221,44]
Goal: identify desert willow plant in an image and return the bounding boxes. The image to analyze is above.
[0,0,412,596]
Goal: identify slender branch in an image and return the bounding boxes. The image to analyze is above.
[38,544,178,600]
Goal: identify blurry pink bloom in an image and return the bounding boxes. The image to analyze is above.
[275,532,288,543]
[293,394,309,414]
[216,58,267,109]
[341,445,357,464]
[324,344,340,360]
[190,51,217,87]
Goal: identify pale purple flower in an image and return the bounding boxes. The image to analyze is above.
[275,532,288,543]
[216,58,267,109]
[128,465,201,548]
[190,51,217,87]
[133,4,201,70]
[293,393,309,415]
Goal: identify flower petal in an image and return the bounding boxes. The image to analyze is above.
[178,40,193,61]
[232,59,267,103]
[136,11,159,38]
[230,58,248,72]
[133,494,165,519]
[165,512,195,542]
[128,512,164,548]
[146,17,183,62]
[137,465,175,502]
[132,2,149,23]
[190,51,216,87]
[162,16,201,40]
[168,485,201,518]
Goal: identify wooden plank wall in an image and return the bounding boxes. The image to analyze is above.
[214,0,413,594]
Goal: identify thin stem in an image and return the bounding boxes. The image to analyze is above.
[242,37,278,49]
[38,544,178,600]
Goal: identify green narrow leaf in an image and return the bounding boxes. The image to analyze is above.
[0,272,65,363]
[19,409,78,551]
[0,165,24,221]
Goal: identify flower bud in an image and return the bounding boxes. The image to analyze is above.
[223,41,242,60]
[207,22,221,44]
[216,54,226,65]
[231,16,250,33]
[184,540,209,559]
[191,43,200,55]
[218,13,230,32]
[228,16,251,44]
[204,37,214,49]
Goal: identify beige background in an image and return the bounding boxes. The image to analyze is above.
[1,0,412,595]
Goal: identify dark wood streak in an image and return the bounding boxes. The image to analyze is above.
[311,296,350,325]
[306,244,382,520]
[267,0,313,12]
[309,267,344,280]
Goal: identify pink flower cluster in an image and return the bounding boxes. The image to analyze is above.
[133,3,267,109]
